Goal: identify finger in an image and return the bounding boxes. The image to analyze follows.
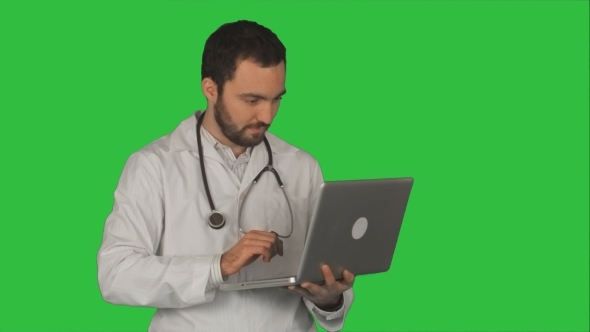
[247,230,279,242]
[247,245,273,262]
[321,265,337,286]
[300,281,327,297]
[283,288,305,297]
[244,239,277,258]
[341,270,355,288]
[246,231,281,256]
[287,285,315,299]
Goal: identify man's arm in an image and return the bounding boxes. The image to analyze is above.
[97,151,222,308]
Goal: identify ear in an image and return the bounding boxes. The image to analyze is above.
[201,78,218,103]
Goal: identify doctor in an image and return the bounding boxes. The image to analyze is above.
[97,20,355,332]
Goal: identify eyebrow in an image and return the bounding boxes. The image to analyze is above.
[239,90,287,100]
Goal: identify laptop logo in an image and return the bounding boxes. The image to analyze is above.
[352,217,368,240]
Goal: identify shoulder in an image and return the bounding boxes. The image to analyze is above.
[118,133,173,184]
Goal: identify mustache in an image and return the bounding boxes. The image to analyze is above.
[245,122,270,130]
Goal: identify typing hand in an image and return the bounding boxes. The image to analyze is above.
[220,230,283,277]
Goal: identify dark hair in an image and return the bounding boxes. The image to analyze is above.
[201,20,287,96]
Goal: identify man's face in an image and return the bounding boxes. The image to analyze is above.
[213,58,286,147]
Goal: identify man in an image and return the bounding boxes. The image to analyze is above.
[97,20,354,332]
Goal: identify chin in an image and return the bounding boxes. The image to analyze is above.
[247,135,265,146]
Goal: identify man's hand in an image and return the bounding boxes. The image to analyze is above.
[220,230,283,277]
[282,265,355,310]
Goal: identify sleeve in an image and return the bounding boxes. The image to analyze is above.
[304,289,354,327]
[303,159,355,331]
[206,254,226,291]
[97,151,224,308]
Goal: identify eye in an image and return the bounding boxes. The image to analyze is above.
[246,99,259,105]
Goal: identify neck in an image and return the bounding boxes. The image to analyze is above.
[201,109,247,158]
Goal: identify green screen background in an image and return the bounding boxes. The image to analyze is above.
[1,1,588,331]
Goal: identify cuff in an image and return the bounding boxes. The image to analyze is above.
[205,254,225,291]
[303,295,345,321]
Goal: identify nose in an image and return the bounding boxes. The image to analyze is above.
[255,102,274,125]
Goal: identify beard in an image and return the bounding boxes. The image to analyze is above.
[213,96,270,147]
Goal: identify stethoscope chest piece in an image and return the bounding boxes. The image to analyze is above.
[208,210,225,229]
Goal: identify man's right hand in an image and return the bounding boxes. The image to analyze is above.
[220,230,283,277]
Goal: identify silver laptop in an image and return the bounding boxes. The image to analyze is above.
[219,177,414,291]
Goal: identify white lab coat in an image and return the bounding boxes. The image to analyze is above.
[97,111,354,332]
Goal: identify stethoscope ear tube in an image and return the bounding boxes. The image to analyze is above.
[253,165,284,187]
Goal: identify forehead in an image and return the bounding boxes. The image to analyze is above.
[226,59,285,94]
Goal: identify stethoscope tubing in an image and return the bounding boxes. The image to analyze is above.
[195,111,293,238]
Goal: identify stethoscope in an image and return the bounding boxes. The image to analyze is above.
[195,111,294,238]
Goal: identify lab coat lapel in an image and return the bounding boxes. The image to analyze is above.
[170,111,226,166]
[198,133,226,166]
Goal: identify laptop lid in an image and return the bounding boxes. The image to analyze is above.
[296,177,414,284]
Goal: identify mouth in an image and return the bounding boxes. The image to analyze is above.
[248,126,267,133]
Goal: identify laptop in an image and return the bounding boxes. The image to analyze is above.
[219,177,414,291]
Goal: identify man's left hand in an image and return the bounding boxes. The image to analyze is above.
[282,265,354,310]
